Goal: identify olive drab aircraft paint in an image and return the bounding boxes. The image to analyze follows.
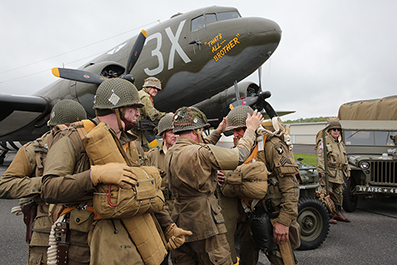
[0,6,282,145]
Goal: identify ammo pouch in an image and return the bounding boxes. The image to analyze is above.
[82,122,164,219]
[220,161,268,200]
[69,208,94,233]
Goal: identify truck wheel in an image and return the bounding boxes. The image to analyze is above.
[343,177,358,212]
[297,196,330,250]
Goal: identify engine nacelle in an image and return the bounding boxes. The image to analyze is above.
[192,81,261,126]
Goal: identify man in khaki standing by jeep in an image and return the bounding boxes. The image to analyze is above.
[316,120,351,224]
[164,106,263,264]
[41,78,189,265]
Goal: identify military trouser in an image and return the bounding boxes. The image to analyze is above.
[217,190,258,265]
[171,233,232,265]
[236,218,259,265]
[319,178,344,211]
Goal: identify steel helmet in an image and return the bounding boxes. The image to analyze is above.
[226,105,254,131]
[93,78,144,110]
[328,121,342,131]
[157,115,174,136]
[48,99,87,126]
[172,107,209,133]
[143,77,162,91]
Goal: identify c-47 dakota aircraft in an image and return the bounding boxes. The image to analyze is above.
[0,5,285,159]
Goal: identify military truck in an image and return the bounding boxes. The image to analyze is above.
[338,96,397,212]
[296,158,330,250]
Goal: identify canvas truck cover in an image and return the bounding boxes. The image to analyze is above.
[338,95,397,120]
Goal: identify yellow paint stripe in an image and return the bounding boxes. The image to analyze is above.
[52,68,60,77]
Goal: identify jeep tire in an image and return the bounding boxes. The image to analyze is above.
[297,196,330,250]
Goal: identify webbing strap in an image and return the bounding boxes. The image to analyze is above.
[59,205,106,220]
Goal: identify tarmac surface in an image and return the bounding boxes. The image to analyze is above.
[1,150,397,264]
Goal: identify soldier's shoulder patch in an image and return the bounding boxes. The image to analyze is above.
[275,146,284,155]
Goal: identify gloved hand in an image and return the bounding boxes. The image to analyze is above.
[164,223,193,250]
[90,162,138,189]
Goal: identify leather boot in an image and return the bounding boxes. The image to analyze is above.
[333,212,350,222]
[329,218,337,224]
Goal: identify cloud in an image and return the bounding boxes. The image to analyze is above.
[1,0,396,120]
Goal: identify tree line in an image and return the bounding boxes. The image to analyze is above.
[283,116,336,124]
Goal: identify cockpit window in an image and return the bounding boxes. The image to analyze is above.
[217,11,240,21]
[206,13,217,24]
[191,11,240,32]
[191,15,205,32]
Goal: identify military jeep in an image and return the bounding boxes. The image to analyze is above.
[296,158,330,250]
[340,120,397,212]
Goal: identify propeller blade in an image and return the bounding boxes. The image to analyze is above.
[52,68,108,84]
[234,80,241,106]
[125,30,147,74]
[146,134,158,148]
[263,100,278,118]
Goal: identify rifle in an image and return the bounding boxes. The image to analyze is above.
[137,119,158,133]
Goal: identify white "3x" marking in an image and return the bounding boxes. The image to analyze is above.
[165,20,191,70]
[144,20,191,76]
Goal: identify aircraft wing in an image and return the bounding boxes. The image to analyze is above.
[265,110,295,120]
[0,94,51,141]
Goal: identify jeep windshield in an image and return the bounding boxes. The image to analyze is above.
[345,130,397,146]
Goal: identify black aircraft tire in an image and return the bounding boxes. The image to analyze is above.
[343,177,358,212]
[297,196,330,250]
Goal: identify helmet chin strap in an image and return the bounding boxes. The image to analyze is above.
[115,108,135,132]
[194,128,204,143]
[114,108,124,132]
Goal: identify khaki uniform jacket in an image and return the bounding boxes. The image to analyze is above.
[0,130,56,263]
[147,130,223,187]
[42,118,144,204]
[137,89,166,121]
[147,130,222,230]
[0,132,49,199]
[41,119,147,264]
[260,136,299,227]
[165,129,255,243]
[316,134,350,184]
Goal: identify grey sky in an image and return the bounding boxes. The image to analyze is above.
[1,0,396,120]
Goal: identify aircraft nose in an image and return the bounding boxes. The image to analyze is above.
[246,17,282,46]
